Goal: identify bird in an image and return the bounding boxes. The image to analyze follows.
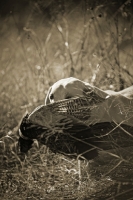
[18,92,133,161]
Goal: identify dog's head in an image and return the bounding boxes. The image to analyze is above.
[45,77,92,105]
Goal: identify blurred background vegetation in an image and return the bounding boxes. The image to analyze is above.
[0,0,133,199]
[1,0,133,128]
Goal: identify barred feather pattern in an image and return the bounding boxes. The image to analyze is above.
[51,91,104,120]
[28,92,105,127]
[18,93,105,159]
[18,92,133,159]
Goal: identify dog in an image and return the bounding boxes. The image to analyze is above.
[45,77,133,105]
[45,77,109,105]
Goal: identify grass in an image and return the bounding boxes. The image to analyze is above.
[0,1,133,199]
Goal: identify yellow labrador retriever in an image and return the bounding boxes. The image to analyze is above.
[45,77,109,104]
[45,77,133,104]
[45,77,133,127]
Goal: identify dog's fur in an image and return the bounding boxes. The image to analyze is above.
[45,77,109,105]
[45,77,133,105]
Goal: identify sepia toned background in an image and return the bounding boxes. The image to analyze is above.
[0,1,133,199]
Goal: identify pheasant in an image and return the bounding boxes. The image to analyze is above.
[18,91,133,160]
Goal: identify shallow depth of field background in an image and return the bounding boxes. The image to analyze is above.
[0,1,133,199]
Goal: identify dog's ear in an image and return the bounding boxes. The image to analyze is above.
[45,87,52,105]
[83,82,108,99]
[83,83,93,95]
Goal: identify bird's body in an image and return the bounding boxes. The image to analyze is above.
[18,77,133,160]
[18,92,133,160]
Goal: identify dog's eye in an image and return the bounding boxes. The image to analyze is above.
[50,94,54,100]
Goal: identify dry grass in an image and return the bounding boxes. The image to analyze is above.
[0,1,133,199]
